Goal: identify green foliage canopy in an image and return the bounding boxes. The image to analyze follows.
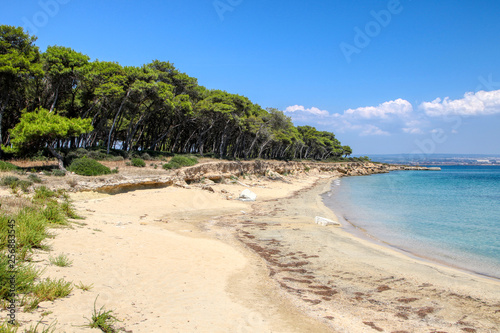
[4,107,92,156]
[0,25,355,162]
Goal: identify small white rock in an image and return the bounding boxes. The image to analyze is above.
[239,189,257,201]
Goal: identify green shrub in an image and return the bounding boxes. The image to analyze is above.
[67,158,111,176]
[1,176,19,187]
[106,155,124,162]
[162,155,198,170]
[0,161,18,172]
[130,158,145,168]
[86,150,107,160]
[162,163,174,170]
[140,153,152,160]
[28,174,43,183]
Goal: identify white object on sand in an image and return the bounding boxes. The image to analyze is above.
[239,189,257,201]
[315,216,340,226]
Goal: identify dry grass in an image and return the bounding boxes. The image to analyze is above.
[0,195,33,215]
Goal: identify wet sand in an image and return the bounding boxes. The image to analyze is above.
[222,177,500,332]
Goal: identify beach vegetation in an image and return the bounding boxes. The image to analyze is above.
[2,108,93,170]
[0,176,21,190]
[67,158,112,176]
[49,254,73,267]
[24,320,57,333]
[0,186,80,313]
[50,169,66,177]
[32,278,73,302]
[163,155,198,170]
[0,256,40,300]
[21,295,41,312]
[75,281,94,291]
[27,174,42,183]
[0,322,19,332]
[0,161,18,172]
[87,296,120,333]
[130,157,145,167]
[33,186,56,201]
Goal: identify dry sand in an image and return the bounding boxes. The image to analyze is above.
[3,170,500,332]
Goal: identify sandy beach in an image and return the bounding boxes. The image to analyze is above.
[3,166,500,332]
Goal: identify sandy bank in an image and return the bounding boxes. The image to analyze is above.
[2,162,498,332]
[8,173,334,332]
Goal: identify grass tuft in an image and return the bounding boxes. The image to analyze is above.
[42,202,67,225]
[0,321,19,332]
[8,208,50,252]
[75,281,93,291]
[50,169,66,177]
[87,296,120,333]
[0,255,40,300]
[27,174,43,183]
[24,320,57,333]
[49,254,73,267]
[32,278,73,302]
[33,186,56,202]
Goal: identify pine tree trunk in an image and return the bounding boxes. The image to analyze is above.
[48,146,67,171]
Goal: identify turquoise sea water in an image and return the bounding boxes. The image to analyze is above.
[323,166,500,279]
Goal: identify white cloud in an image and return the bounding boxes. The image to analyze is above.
[420,89,500,117]
[343,122,390,136]
[344,98,413,119]
[402,127,423,134]
[284,105,329,116]
[402,120,425,134]
[359,125,390,136]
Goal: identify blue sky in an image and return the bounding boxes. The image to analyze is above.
[2,0,500,155]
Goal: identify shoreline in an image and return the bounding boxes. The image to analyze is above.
[336,206,500,283]
[1,161,499,332]
[325,171,500,283]
[224,175,500,332]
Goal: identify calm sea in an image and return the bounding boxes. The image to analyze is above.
[323,165,500,279]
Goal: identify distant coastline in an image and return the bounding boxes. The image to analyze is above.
[368,153,500,166]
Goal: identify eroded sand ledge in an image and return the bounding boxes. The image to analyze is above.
[4,161,499,332]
